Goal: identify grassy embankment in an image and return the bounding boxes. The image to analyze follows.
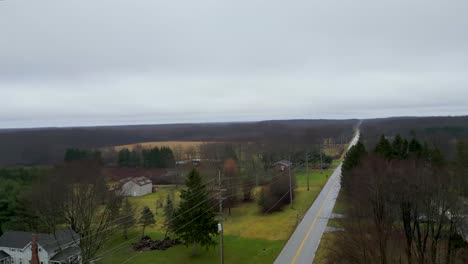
[97,169,334,264]
[313,191,348,264]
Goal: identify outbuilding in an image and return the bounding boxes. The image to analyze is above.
[119,176,153,197]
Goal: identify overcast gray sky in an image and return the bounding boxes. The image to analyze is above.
[1,0,467,128]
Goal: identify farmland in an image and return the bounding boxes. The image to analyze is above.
[110,141,210,152]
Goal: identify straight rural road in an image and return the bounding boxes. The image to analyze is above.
[274,130,360,264]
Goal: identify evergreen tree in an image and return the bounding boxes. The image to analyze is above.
[120,199,136,240]
[129,150,141,167]
[138,206,155,238]
[374,135,392,159]
[118,149,131,167]
[342,141,367,191]
[65,148,101,162]
[392,134,408,159]
[164,194,176,237]
[408,138,423,157]
[342,141,367,176]
[174,169,217,255]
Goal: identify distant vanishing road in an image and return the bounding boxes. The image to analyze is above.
[274,130,360,264]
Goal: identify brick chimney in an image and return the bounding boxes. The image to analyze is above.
[31,234,40,264]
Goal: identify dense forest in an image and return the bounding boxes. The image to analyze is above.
[0,119,358,166]
[334,132,468,263]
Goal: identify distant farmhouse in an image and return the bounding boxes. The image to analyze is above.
[0,228,81,264]
[119,176,153,197]
[273,160,292,172]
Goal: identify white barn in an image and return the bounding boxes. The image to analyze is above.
[119,176,153,197]
[0,228,81,264]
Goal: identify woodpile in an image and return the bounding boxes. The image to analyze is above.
[132,236,181,251]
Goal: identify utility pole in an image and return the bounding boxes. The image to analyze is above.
[306,149,309,191]
[288,155,293,209]
[217,170,226,264]
[320,146,323,173]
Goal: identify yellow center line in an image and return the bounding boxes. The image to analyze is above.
[290,173,338,264]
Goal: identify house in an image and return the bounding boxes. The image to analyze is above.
[0,228,81,264]
[119,176,153,197]
[272,160,293,172]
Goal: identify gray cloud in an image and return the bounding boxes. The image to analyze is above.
[1,0,467,128]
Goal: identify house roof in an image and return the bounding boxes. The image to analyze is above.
[50,246,81,262]
[273,160,293,167]
[120,176,152,186]
[0,228,79,253]
[0,250,10,260]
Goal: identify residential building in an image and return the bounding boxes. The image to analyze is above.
[0,228,81,264]
[273,160,293,172]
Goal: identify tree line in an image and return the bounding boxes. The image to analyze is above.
[334,135,468,264]
[118,146,175,168]
[64,148,102,162]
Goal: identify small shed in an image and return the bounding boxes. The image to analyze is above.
[119,176,153,197]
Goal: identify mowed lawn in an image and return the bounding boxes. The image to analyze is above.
[97,231,284,264]
[295,169,332,186]
[98,168,334,263]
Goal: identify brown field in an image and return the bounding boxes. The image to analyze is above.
[323,145,345,158]
[111,141,215,151]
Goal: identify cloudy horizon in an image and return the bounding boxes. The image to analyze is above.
[1,0,468,128]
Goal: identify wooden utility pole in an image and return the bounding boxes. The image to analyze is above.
[217,170,225,264]
[320,147,323,172]
[288,155,293,209]
[306,149,309,191]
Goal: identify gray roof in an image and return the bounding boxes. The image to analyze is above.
[50,246,81,262]
[273,160,293,167]
[0,250,10,260]
[120,176,152,186]
[0,228,79,253]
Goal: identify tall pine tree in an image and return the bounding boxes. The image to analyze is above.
[174,169,217,255]
[138,206,155,238]
[119,199,136,240]
[374,135,392,159]
[392,134,408,159]
[342,141,367,192]
[164,194,176,238]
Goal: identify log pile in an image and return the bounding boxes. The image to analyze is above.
[132,236,181,251]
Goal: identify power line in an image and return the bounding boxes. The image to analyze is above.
[42,173,287,253]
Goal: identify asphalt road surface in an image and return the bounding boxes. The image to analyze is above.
[274,131,360,264]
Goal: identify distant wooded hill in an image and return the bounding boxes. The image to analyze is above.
[361,116,468,157]
[0,119,358,166]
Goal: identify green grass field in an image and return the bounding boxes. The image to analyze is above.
[98,166,336,263]
[295,169,332,186]
[97,231,284,264]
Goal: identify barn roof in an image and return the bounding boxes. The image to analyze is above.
[120,176,152,186]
